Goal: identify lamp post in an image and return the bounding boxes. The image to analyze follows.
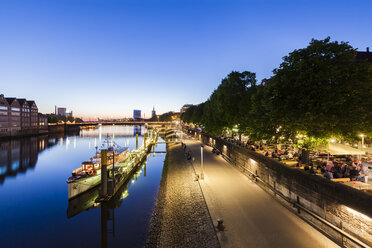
[201,145,204,179]
[360,134,365,149]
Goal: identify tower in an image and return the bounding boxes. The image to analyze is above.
[151,106,156,118]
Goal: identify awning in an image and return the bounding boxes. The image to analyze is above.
[328,143,366,156]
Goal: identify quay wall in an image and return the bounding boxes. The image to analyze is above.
[187,129,372,248]
[0,128,48,139]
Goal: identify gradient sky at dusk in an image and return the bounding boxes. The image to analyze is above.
[1,0,371,119]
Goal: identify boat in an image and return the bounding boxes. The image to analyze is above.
[67,136,129,199]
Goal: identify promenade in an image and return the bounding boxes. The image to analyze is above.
[184,135,339,248]
[146,142,220,248]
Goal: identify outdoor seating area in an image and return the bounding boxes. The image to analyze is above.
[222,137,372,192]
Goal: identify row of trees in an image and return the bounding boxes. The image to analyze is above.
[147,111,180,122]
[47,114,84,124]
[182,37,372,149]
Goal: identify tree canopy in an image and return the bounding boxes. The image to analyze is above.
[182,37,372,145]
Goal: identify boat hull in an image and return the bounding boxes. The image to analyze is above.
[68,173,101,199]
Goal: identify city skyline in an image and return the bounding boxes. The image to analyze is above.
[1,0,372,118]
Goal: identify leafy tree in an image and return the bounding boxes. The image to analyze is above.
[266,37,372,143]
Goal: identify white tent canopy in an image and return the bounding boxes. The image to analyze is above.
[328,143,366,156]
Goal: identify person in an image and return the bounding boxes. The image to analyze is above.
[296,159,302,167]
[304,164,309,171]
[326,161,334,172]
[265,151,269,157]
[309,165,315,174]
[323,169,333,180]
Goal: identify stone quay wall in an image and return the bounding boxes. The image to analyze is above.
[187,129,372,248]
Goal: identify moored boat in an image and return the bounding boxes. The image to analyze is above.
[67,144,129,199]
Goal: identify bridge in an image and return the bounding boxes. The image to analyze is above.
[48,121,177,134]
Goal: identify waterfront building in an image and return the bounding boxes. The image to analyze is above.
[180,104,193,114]
[6,98,21,135]
[133,109,141,121]
[0,94,48,137]
[38,113,48,133]
[17,99,31,131]
[27,101,38,128]
[0,95,10,135]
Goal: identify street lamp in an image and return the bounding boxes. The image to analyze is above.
[200,145,204,179]
[359,134,365,149]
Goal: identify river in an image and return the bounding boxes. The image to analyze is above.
[0,125,166,248]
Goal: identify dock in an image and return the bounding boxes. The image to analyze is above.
[95,130,159,202]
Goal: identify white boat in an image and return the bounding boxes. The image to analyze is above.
[67,144,129,199]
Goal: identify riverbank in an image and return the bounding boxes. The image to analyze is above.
[146,142,220,248]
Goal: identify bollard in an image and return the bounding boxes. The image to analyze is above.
[100,149,108,197]
[136,133,138,149]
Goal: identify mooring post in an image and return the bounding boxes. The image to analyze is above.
[136,133,138,149]
[100,149,108,197]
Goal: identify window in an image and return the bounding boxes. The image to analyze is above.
[11,112,20,116]
[11,107,20,111]
[0,111,7,116]
[0,106,8,110]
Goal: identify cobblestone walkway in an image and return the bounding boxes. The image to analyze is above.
[146,143,220,248]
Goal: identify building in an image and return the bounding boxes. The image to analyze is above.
[0,94,47,137]
[55,106,73,117]
[27,100,38,128]
[0,95,10,135]
[38,113,48,133]
[180,104,193,114]
[57,107,66,116]
[356,47,372,63]
[17,99,31,131]
[5,98,21,135]
[151,106,156,118]
[133,110,141,121]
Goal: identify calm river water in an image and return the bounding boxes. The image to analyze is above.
[0,125,166,248]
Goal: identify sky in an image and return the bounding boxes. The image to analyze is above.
[1,0,371,119]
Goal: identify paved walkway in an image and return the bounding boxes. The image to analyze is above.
[146,143,220,248]
[183,136,339,248]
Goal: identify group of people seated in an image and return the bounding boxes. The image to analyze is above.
[223,136,371,184]
[319,157,370,182]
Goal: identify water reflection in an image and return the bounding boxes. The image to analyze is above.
[0,126,165,248]
[0,135,62,184]
[67,157,149,248]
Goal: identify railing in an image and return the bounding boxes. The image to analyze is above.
[223,147,371,248]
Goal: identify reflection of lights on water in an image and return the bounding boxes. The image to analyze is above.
[59,137,63,145]
[132,179,135,183]
[73,136,77,149]
[66,137,70,149]
[94,138,97,147]
[121,190,129,200]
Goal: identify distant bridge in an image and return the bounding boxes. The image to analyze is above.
[48,121,175,127]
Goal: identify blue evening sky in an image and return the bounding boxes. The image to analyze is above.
[1,0,371,119]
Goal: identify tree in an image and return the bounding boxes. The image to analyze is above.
[266,37,372,143]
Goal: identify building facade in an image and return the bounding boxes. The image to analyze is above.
[17,99,31,131]
[6,98,21,135]
[0,94,48,137]
[0,95,10,135]
[133,109,142,121]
